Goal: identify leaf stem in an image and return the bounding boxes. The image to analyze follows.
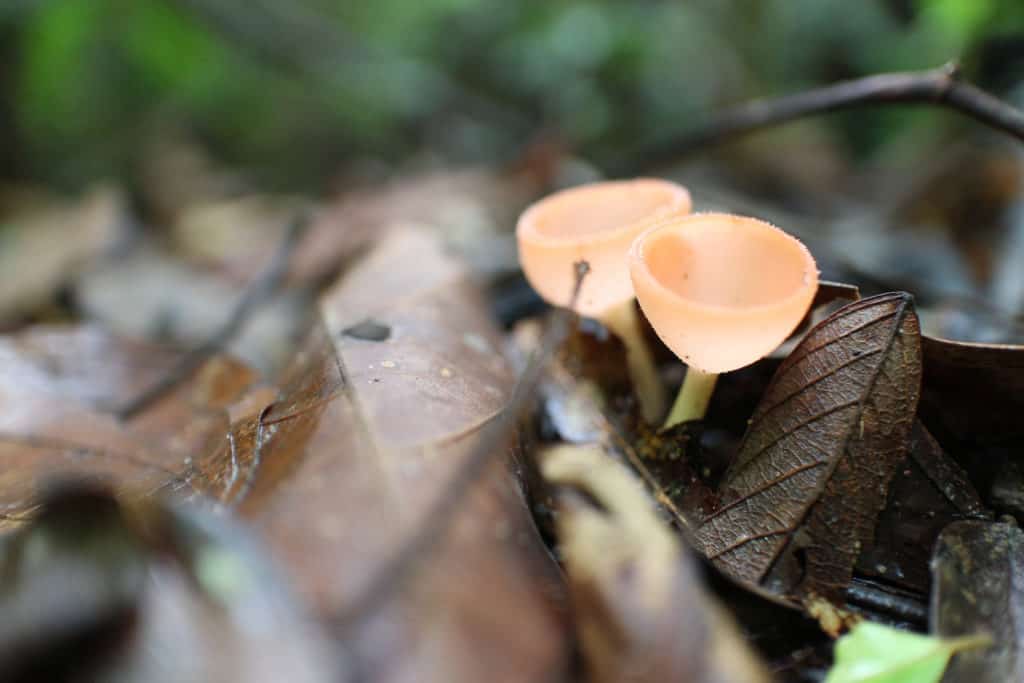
[941,631,993,655]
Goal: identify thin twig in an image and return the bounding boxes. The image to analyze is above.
[636,62,1024,168]
[332,261,590,633]
[114,212,309,420]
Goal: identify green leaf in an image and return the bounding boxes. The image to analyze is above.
[825,622,991,683]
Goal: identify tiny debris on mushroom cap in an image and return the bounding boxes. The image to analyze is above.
[630,212,819,374]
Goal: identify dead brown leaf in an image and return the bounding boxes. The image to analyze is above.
[920,334,1024,442]
[212,228,571,681]
[0,485,339,683]
[0,325,257,527]
[855,420,989,596]
[694,293,922,612]
[542,443,770,683]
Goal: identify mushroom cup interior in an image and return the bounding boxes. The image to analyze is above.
[630,213,819,375]
[640,215,813,311]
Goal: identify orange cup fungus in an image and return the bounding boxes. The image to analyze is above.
[630,212,819,428]
[517,178,692,423]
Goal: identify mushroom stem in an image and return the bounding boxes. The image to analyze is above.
[663,367,719,430]
[601,299,665,424]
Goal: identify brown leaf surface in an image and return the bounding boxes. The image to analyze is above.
[214,228,570,681]
[0,326,258,527]
[920,334,1024,442]
[694,293,922,607]
[855,420,989,594]
[541,443,770,683]
[931,521,1024,682]
[0,485,339,683]
[770,280,862,359]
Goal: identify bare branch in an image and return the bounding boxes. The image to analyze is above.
[638,63,1024,168]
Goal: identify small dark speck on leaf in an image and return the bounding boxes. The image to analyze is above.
[343,319,392,342]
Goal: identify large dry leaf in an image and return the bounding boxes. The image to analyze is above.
[0,325,258,527]
[694,293,922,610]
[541,443,769,683]
[931,521,1023,682]
[213,228,570,681]
[0,486,339,683]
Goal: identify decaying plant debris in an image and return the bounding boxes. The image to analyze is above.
[695,293,923,627]
[4,62,1024,683]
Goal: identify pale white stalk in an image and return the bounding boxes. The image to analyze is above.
[663,366,718,430]
[601,299,665,424]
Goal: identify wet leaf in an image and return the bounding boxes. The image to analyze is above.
[825,621,989,683]
[0,484,339,683]
[0,325,258,526]
[541,443,770,683]
[694,293,922,614]
[931,521,1023,682]
[217,228,571,681]
[920,334,1024,443]
[855,421,989,594]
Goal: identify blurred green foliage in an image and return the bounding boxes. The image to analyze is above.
[4,0,1024,188]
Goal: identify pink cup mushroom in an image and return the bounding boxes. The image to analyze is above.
[517,178,692,423]
[629,212,819,429]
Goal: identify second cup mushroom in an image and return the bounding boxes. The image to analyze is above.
[517,178,692,423]
[629,212,819,430]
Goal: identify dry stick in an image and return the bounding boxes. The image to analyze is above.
[332,261,590,633]
[639,62,1024,168]
[114,212,309,420]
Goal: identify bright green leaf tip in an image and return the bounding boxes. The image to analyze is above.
[825,621,992,683]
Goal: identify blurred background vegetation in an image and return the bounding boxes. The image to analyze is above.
[3,0,1024,192]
